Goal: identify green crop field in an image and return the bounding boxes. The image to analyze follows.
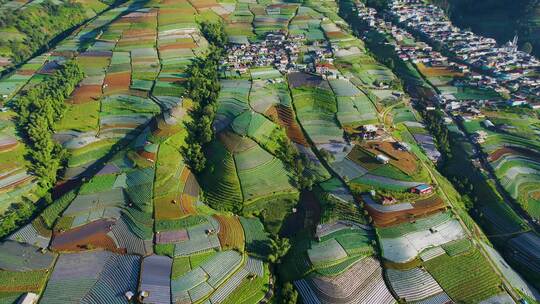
[424,249,502,303]
[200,141,244,212]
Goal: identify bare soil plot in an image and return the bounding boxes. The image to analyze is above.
[365,195,446,227]
[488,146,540,162]
[50,218,124,253]
[104,72,131,94]
[69,85,102,104]
[417,63,463,77]
[266,104,309,146]
[159,42,197,51]
[361,141,418,175]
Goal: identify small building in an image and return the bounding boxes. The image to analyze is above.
[395,141,411,152]
[363,124,378,132]
[507,98,528,107]
[482,119,495,129]
[18,293,39,304]
[411,184,433,195]
[376,154,390,164]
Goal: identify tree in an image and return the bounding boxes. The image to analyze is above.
[200,21,228,49]
[267,236,291,264]
[385,58,395,70]
[277,282,298,304]
[522,42,533,54]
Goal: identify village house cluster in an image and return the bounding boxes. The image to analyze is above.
[221,32,301,74]
[221,31,337,76]
[388,0,540,103]
[357,2,469,74]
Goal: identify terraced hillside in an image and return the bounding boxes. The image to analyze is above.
[0,1,273,303]
[0,0,535,303]
[200,77,297,212]
[432,0,540,58]
[462,115,540,221]
[0,0,116,73]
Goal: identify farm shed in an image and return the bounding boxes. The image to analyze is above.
[411,184,433,195]
[482,119,495,129]
[18,293,39,304]
[376,154,390,164]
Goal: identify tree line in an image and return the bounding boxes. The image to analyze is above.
[1,59,83,239]
[12,59,84,188]
[181,22,227,173]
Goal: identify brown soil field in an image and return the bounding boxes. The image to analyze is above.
[69,85,102,104]
[365,195,446,227]
[188,0,218,9]
[159,42,197,51]
[139,150,156,162]
[127,89,149,97]
[17,69,35,76]
[361,141,418,175]
[488,146,540,162]
[224,22,252,30]
[104,72,131,94]
[180,194,197,215]
[180,167,191,185]
[266,104,309,146]
[249,6,265,15]
[50,219,125,253]
[124,29,155,37]
[214,215,245,251]
[530,191,540,200]
[325,31,347,39]
[51,51,76,57]
[417,63,463,77]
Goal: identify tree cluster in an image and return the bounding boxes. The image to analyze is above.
[274,134,316,190]
[199,21,228,49]
[0,0,88,65]
[181,22,226,173]
[0,198,35,239]
[421,109,452,164]
[12,59,84,188]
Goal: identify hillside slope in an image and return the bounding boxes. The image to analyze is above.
[0,0,116,73]
[433,0,540,57]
